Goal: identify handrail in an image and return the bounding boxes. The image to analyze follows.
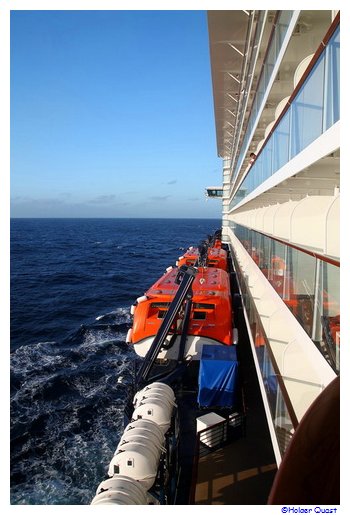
[188,411,246,504]
[230,10,294,188]
[229,11,264,162]
[234,223,340,268]
[249,12,340,169]
[232,248,300,432]
[230,10,279,175]
[231,13,340,204]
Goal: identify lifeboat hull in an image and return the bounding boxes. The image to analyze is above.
[128,267,233,360]
[130,334,235,360]
[177,247,228,271]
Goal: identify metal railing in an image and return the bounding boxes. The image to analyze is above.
[189,411,246,503]
[197,412,246,456]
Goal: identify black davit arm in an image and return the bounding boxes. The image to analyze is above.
[177,294,192,364]
[136,265,197,386]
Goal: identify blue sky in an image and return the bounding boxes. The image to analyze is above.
[10,10,222,218]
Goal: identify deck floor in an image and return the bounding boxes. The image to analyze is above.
[195,440,277,504]
[194,300,277,505]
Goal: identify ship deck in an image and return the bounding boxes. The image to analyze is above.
[194,298,277,505]
[194,298,277,504]
[174,290,277,505]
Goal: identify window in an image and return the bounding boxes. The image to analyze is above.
[193,303,215,309]
[193,311,206,320]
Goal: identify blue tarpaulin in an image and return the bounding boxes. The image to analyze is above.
[197,344,239,408]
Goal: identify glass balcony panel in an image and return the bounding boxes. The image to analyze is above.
[251,230,263,267]
[260,233,271,278]
[240,284,295,456]
[230,24,338,208]
[251,163,257,191]
[251,230,257,257]
[257,81,265,113]
[287,247,316,337]
[273,110,290,171]
[320,262,340,371]
[322,262,340,317]
[246,173,252,195]
[269,32,277,66]
[264,63,271,90]
[291,52,325,157]
[232,11,294,181]
[232,222,339,373]
[275,10,292,48]
[251,101,258,126]
[325,26,340,129]
[268,239,286,298]
[230,185,247,209]
[257,156,264,188]
[264,137,273,180]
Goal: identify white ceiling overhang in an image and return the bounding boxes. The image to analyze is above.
[207,11,252,158]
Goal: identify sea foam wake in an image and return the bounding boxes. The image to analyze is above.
[10,308,139,505]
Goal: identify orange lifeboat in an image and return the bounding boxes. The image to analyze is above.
[177,247,228,271]
[213,237,222,249]
[128,267,233,359]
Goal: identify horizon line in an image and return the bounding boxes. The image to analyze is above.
[10,216,221,220]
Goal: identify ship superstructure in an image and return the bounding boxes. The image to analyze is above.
[207,10,340,464]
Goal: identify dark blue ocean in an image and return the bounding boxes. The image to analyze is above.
[10,217,220,505]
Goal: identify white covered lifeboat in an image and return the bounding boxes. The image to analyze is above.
[91,382,176,502]
[91,475,149,505]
